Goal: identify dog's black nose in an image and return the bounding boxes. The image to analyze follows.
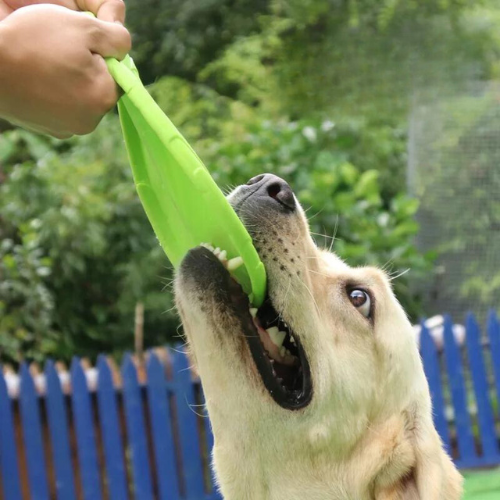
[246,174,296,211]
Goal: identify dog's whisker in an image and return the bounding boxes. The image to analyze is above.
[328,216,339,253]
[388,268,411,281]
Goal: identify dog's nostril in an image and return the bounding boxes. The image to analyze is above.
[247,175,265,186]
[266,182,295,210]
[267,183,281,199]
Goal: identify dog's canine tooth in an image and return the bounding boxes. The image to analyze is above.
[214,247,221,256]
[267,327,286,348]
[218,250,227,262]
[250,308,258,318]
[227,256,244,271]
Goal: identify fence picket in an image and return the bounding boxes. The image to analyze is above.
[442,316,477,465]
[19,363,50,500]
[0,368,22,500]
[121,354,154,500]
[171,349,206,498]
[146,352,182,500]
[419,323,451,453]
[487,310,500,415]
[96,355,129,500]
[45,361,77,500]
[70,357,103,500]
[464,314,500,463]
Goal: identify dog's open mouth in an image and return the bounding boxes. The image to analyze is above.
[248,296,313,410]
[194,244,313,410]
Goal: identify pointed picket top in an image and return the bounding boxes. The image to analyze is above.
[121,352,137,381]
[420,320,437,351]
[419,321,451,453]
[0,365,22,500]
[70,356,84,384]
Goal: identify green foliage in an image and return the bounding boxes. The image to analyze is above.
[0,118,175,362]
[3,0,500,362]
[126,0,269,85]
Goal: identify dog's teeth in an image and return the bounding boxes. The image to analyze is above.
[227,256,243,271]
[201,242,215,251]
[280,346,286,357]
[290,336,296,344]
[218,250,227,262]
[214,247,221,256]
[266,326,280,343]
[267,327,286,347]
[249,308,258,318]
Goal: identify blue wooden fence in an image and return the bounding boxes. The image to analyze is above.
[1,312,500,498]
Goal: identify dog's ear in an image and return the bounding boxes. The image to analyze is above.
[374,426,463,500]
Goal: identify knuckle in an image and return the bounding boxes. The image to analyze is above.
[119,28,132,55]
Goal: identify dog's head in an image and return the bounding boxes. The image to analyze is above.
[175,174,461,499]
[176,174,424,430]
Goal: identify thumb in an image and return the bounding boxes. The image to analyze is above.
[86,16,131,60]
[76,0,125,23]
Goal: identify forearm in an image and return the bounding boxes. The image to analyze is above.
[0,21,13,119]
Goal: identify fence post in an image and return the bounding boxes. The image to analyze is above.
[146,352,182,500]
[487,310,500,415]
[45,361,77,500]
[96,355,129,500]
[442,315,477,466]
[70,357,103,500]
[121,354,154,500]
[170,348,206,499]
[465,314,500,463]
[0,370,22,500]
[19,363,50,500]
[419,323,451,453]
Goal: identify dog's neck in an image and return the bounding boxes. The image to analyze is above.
[207,402,394,500]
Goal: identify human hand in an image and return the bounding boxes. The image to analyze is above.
[0,0,126,23]
[0,3,130,137]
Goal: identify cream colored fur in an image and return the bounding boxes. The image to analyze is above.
[175,183,463,500]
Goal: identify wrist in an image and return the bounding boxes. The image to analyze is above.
[0,21,20,119]
[0,21,11,116]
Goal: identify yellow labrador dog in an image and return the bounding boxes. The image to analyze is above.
[175,174,462,500]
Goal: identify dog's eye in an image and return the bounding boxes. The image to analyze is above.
[348,289,371,318]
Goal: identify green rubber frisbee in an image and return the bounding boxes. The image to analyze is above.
[105,56,266,306]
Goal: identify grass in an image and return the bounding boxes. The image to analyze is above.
[463,468,500,499]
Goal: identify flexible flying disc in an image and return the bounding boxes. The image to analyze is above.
[105,55,267,306]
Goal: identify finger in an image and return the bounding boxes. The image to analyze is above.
[4,0,78,10]
[91,54,120,112]
[76,0,125,23]
[87,17,131,60]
